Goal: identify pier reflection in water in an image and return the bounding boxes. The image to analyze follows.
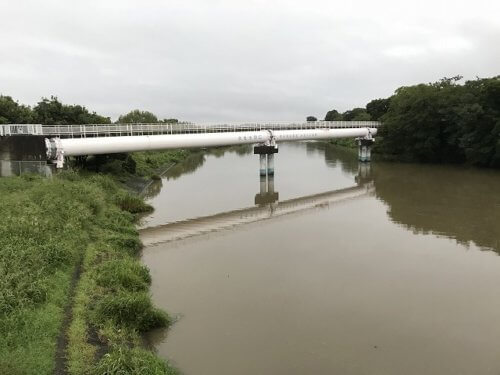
[140,175,372,247]
[142,142,500,375]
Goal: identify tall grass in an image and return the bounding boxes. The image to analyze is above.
[132,150,189,177]
[0,173,176,374]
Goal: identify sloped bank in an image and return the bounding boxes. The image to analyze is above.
[0,172,178,374]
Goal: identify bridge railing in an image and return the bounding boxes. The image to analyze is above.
[2,121,381,138]
[0,124,43,136]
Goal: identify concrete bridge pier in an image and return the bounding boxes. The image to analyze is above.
[267,173,275,193]
[357,138,374,162]
[254,144,278,176]
[0,135,53,177]
[259,175,267,195]
[267,154,274,176]
[259,154,267,176]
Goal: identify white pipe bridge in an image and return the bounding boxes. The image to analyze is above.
[0,121,380,171]
[0,121,380,138]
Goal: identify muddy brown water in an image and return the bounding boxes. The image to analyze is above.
[140,142,500,375]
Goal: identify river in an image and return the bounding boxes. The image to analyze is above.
[140,142,500,375]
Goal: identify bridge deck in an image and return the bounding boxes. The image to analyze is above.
[1,121,380,138]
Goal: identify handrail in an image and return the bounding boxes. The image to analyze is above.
[1,121,381,138]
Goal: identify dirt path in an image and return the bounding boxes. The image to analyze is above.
[54,256,84,375]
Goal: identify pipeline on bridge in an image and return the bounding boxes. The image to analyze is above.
[0,122,379,176]
[45,127,377,168]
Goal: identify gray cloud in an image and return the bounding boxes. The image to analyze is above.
[0,0,498,121]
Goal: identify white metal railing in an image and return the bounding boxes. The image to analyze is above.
[0,124,43,136]
[2,121,381,138]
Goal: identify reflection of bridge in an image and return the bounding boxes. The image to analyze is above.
[139,178,374,247]
[0,121,379,176]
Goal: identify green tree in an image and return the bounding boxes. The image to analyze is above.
[375,76,500,167]
[0,95,33,124]
[306,116,317,122]
[458,77,500,167]
[160,118,179,124]
[324,109,343,121]
[33,96,110,125]
[118,110,159,123]
[342,108,371,121]
[366,98,391,121]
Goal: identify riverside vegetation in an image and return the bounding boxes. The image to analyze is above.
[317,76,500,168]
[0,172,179,374]
[0,100,187,373]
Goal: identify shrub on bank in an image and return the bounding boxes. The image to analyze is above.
[329,138,357,148]
[94,291,169,332]
[95,259,151,292]
[115,191,153,214]
[132,150,189,177]
[104,233,143,256]
[91,346,178,375]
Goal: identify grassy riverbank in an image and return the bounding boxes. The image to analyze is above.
[74,150,194,192]
[329,138,357,149]
[0,172,177,374]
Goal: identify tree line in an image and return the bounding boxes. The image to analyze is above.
[2,75,499,169]
[0,95,182,175]
[0,95,177,125]
[313,76,500,168]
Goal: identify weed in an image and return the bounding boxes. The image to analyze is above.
[95,259,151,292]
[94,291,169,332]
[91,346,178,375]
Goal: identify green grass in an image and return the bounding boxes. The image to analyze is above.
[0,172,177,374]
[94,291,169,332]
[132,150,190,177]
[115,192,154,213]
[94,259,151,292]
[329,137,357,148]
[91,347,178,375]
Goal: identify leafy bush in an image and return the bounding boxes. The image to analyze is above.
[104,233,143,255]
[91,346,177,375]
[100,160,125,175]
[95,259,151,292]
[132,150,189,176]
[94,292,169,332]
[115,192,153,214]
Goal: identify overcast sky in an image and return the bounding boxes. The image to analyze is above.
[0,0,498,122]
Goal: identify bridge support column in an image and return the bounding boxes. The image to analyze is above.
[0,135,53,177]
[259,175,267,194]
[254,144,278,177]
[267,154,274,176]
[357,138,374,162]
[259,154,267,176]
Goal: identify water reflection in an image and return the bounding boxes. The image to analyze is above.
[140,179,372,247]
[372,162,500,253]
[255,175,279,205]
[142,179,163,200]
[142,142,500,375]
[306,142,360,174]
[142,145,254,198]
[162,152,206,181]
[143,142,500,254]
